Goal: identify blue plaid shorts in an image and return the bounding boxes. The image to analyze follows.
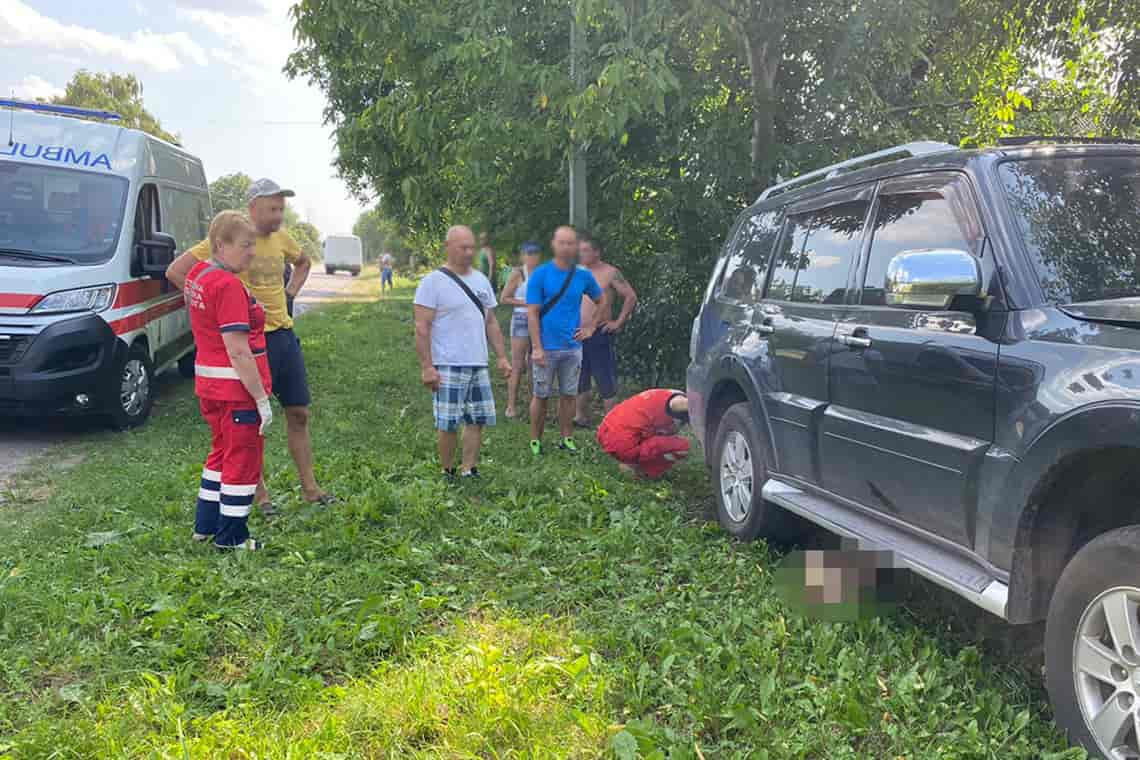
[433,366,497,432]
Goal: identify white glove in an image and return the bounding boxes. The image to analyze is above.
[255,397,273,436]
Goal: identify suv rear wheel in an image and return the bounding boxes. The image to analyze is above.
[1046,525,1140,759]
[711,403,794,541]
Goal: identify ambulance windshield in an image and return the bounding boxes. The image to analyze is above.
[0,161,128,265]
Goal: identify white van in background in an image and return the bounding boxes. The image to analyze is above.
[0,99,209,429]
[323,235,362,276]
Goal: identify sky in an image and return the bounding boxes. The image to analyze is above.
[0,0,370,236]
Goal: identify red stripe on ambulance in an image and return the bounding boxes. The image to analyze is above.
[109,296,185,336]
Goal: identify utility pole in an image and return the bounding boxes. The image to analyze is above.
[569,7,588,229]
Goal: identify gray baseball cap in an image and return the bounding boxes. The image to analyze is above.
[246,178,296,202]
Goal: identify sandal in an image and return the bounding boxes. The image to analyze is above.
[257,502,279,518]
[304,493,338,506]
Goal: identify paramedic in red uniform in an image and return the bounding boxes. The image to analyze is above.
[596,390,691,480]
[186,211,274,551]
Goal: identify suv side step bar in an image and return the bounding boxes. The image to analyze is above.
[761,479,1009,619]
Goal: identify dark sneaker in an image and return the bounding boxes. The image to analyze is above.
[461,468,481,480]
[530,440,542,457]
[216,538,261,552]
[559,437,579,453]
[444,468,458,483]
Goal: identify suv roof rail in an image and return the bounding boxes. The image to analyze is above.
[757,141,958,202]
[0,98,123,122]
[998,135,1140,147]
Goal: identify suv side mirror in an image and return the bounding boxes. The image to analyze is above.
[885,249,981,309]
[136,232,177,278]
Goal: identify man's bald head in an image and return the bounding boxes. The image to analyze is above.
[551,225,578,266]
[445,225,477,270]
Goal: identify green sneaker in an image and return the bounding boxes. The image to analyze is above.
[558,437,579,453]
[530,440,542,457]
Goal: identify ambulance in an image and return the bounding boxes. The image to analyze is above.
[0,99,209,429]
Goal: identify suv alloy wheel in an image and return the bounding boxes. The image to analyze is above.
[711,403,796,541]
[1046,526,1140,759]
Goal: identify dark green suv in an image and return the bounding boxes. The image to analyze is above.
[687,139,1140,759]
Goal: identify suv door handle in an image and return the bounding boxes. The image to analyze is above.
[839,334,871,349]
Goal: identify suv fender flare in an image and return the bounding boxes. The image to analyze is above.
[705,356,779,473]
[991,401,1140,622]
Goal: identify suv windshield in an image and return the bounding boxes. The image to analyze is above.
[0,160,128,264]
[1001,154,1140,304]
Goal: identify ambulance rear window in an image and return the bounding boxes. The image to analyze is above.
[0,161,128,265]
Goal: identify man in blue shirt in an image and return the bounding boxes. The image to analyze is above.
[526,225,603,455]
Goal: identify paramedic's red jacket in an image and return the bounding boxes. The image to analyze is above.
[597,389,690,478]
[185,260,271,402]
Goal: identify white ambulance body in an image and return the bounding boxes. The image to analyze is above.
[323,235,362,276]
[0,101,208,428]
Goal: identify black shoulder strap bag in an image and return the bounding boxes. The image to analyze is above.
[438,268,484,317]
[540,267,577,318]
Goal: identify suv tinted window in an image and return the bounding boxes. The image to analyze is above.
[1001,155,1140,304]
[768,201,868,304]
[718,209,781,302]
[862,177,982,306]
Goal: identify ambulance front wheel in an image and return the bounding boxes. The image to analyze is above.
[106,342,155,430]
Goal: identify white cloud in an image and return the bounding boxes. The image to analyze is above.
[176,0,270,14]
[9,74,64,101]
[0,0,207,73]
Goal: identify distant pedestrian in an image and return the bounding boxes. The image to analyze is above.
[185,211,273,550]
[526,226,603,455]
[381,252,394,293]
[476,231,498,292]
[575,231,638,427]
[499,241,542,419]
[414,225,512,480]
[597,390,690,480]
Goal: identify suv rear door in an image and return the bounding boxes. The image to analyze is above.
[758,188,872,483]
[821,172,997,547]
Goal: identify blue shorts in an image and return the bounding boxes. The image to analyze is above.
[579,332,618,399]
[266,328,311,408]
[532,349,581,399]
[382,268,393,285]
[433,366,497,432]
[510,312,530,339]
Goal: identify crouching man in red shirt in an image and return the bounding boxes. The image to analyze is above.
[597,389,690,479]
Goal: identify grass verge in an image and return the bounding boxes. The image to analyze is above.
[0,283,1085,758]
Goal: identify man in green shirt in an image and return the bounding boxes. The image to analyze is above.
[476,231,498,292]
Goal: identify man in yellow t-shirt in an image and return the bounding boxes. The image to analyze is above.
[168,179,334,513]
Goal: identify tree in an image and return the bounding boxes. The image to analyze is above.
[52,71,178,144]
[354,207,413,265]
[208,173,253,213]
[288,221,323,262]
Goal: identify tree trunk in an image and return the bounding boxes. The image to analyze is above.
[740,10,784,198]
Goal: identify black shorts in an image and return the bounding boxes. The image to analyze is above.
[266,328,311,408]
[579,331,618,399]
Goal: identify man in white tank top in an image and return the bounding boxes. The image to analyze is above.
[499,241,542,418]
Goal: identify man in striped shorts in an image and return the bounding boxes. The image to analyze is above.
[414,225,512,480]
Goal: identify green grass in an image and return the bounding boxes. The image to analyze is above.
[0,284,1087,759]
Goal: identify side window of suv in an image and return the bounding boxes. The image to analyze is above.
[861,175,983,305]
[717,209,782,303]
[767,200,869,304]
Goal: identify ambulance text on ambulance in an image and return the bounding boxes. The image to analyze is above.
[0,142,113,170]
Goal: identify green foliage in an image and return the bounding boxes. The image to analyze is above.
[0,287,1084,757]
[288,221,323,262]
[50,71,178,144]
[353,207,413,266]
[288,0,1140,385]
[207,173,252,213]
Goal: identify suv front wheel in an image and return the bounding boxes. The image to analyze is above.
[711,403,794,542]
[1046,525,1140,759]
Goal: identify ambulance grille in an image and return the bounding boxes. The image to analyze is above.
[0,336,31,364]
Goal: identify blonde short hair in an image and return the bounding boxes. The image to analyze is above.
[208,210,255,254]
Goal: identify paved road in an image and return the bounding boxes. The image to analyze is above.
[0,270,369,489]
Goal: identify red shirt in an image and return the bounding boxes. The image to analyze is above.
[186,260,271,402]
[601,389,684,441]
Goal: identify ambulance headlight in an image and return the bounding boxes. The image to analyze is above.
[31,285,117,314]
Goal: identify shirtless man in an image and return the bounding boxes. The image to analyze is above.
[574,231,638,427]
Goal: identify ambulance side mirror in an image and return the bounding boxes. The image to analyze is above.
[137,232,177,278]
